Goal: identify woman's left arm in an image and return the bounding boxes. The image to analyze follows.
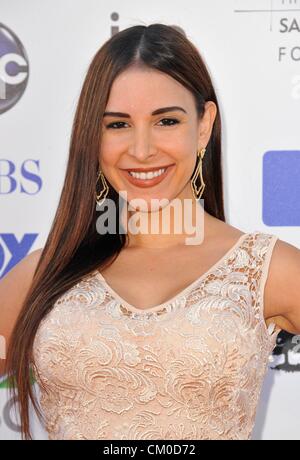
[264,239,300,335]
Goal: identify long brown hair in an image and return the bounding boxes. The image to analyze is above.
[5,23,225,440]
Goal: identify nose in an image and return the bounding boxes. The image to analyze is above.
[127,126,156,162]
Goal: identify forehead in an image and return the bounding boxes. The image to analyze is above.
[106,67,194,112]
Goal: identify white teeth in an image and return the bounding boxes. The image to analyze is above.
[129,168,166,179]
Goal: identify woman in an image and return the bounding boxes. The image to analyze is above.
[1,23,300,441]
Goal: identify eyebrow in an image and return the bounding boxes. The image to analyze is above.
[103,106,187,118]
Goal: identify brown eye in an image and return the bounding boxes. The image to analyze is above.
[106,121,128,129]
[157,118,180,126]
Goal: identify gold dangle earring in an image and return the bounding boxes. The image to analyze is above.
[190,147,206,201]
[95,169,109,206]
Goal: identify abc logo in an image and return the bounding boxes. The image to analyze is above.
[0,23,29,114]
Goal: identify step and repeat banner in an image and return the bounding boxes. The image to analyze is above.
[0,0,299,440]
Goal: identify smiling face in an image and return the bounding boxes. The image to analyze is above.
[99,66,217,210]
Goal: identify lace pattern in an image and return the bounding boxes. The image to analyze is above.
[32,231,280,440]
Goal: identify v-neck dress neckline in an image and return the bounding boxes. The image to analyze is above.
[93,232,250,314]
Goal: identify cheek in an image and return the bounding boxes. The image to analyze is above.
[99,141,121,168]
[164,129,196,161]
[169,143,196,165]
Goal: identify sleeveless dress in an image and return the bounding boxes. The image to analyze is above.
[32,231,281,440]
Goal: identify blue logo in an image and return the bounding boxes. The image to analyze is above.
[263,150,300,226]
[0,160,42,194]
[0,234,38,279]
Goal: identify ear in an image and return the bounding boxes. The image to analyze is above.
[197,101,217,148]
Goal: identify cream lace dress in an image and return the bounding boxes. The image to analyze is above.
[32,231,281,440]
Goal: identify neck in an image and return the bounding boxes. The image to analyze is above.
[121,189,208,249]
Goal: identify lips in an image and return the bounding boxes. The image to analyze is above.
[122,164,173,173]
[120,164,175,188]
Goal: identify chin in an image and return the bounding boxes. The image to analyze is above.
[123,194,172,213]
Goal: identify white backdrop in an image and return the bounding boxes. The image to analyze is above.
[0,0,299,440]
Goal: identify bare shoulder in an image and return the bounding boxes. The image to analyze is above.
[204,214,246,244]
[0,248,44,376]
[216,227,300,334]
[1,248,43,284]
[264,237,300,334]
[205,216,300,334]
